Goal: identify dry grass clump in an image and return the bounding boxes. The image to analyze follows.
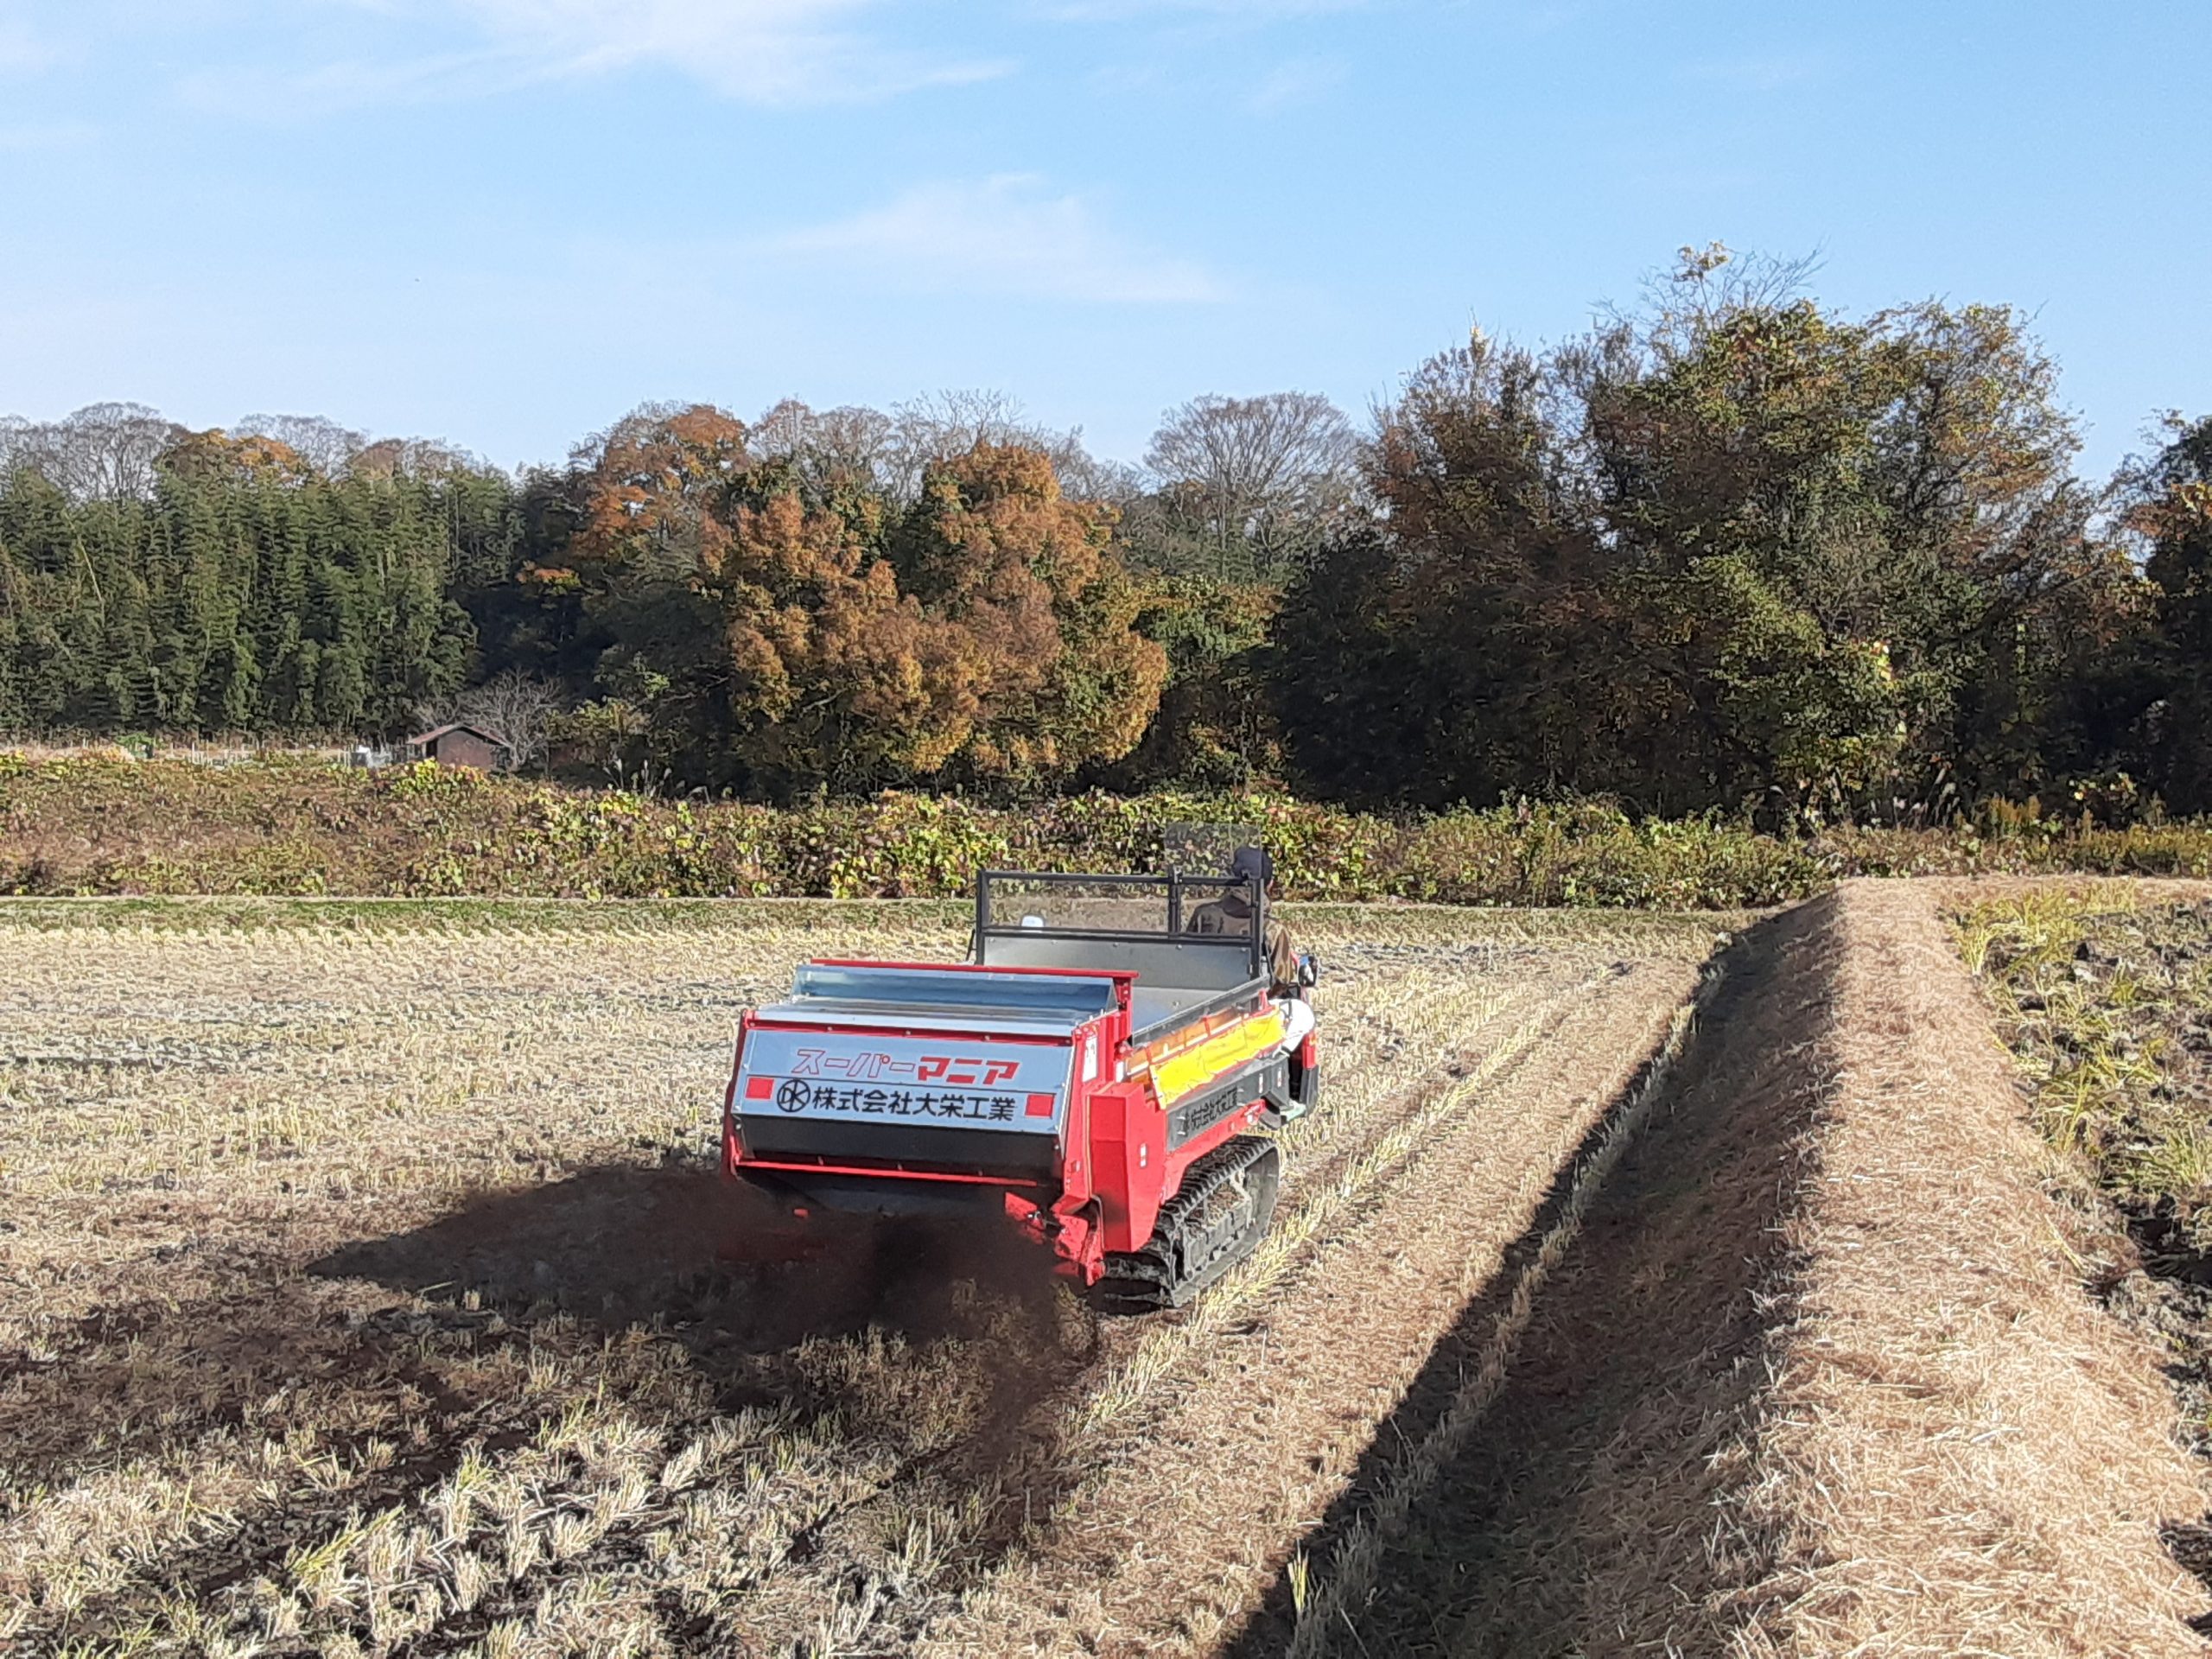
[1725,882,2209,1654]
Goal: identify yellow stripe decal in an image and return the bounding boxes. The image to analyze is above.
[1151,1008,1287,1107]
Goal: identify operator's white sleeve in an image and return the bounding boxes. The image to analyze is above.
[1279,996,1315,1052]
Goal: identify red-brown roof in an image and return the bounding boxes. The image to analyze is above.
[408,722,499,746]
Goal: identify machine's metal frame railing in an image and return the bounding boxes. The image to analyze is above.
[972,868,1268,988]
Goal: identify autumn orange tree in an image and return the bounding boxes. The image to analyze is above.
[558,408,1164,794]
[892,443,1166,786]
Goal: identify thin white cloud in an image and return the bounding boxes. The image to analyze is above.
[768,175,1228,304]
[181,0,1008,113]
[449,0,1008,104]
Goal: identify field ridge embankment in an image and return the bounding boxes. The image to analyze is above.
[1315,881,2212,1658]
[1734,882,2209,1653]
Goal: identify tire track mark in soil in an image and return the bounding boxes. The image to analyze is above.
[1266,963,1576,1206]
[900,959,1702,1659]
[1369,915,1805,1659]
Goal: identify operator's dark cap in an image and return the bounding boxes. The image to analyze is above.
[1230,846,1273,885]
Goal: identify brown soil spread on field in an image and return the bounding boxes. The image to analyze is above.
[1288,882,2210,1659]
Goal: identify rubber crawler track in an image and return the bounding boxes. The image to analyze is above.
[1092,1136,1284,1313]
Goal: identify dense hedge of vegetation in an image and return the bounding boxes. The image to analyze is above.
[6,756,2210,909]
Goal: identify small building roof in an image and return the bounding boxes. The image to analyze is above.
[407,721,499,747]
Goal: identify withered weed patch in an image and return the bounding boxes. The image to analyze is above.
[1958,888,2212,1254]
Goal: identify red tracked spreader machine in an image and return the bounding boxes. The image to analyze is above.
[722,869,1319,1309]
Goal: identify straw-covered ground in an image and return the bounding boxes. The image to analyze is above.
[0,899,1724,1657]
[1275,881,2212,1659]
[9,886,2210,1658]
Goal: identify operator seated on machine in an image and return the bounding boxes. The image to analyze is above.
[1185,847,1317,1071]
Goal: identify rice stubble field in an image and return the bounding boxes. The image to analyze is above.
[0,900,1725,1657]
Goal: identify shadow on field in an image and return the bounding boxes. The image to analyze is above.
[318,1166,1106,1605]
[313,1162,1074,1358]
[1223,906,1825,1659]
[308,1163,1104,1484]
[5,1164,1097,1641]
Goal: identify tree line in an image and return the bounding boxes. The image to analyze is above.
[3,246,2208,823]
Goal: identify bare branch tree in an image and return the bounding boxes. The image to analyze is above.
[884,389,1036,503]
[1141,391,1361,578]
[750,397,897,493]
[1620,241,1825,356]
[454,669,564,770]
[234,413,370,477]
[0,416,32,479]
[1052,442,1146,511]
[0,403,187,499]
[876,389,1130,507]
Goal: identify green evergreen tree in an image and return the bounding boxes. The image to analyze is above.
[0,435,498,738]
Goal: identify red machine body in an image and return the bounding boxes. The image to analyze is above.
[721,871,1313,1304]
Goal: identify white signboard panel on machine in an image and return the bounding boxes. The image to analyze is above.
[736,1027,1074,1134]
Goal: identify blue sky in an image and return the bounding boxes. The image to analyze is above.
[1,0,2203,478]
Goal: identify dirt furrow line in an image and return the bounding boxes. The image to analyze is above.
[1281,977,1710,1658]
[910,959,1700,1659]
